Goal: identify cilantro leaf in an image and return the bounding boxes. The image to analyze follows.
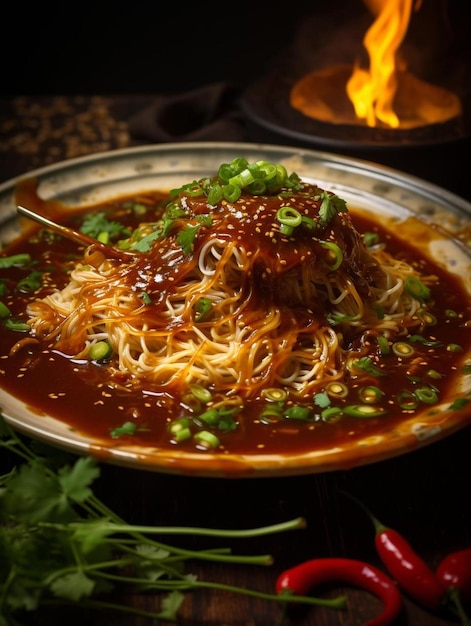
[79,211,130,240]
[157,590,185,620]
[50,570,95,602]
[177,225,200,254]
[318,192,348,225]
[351,357,384,377]
[58,456,100,504]
[131,229,162,252]
[0,459,78,523]
[314,392,331,408]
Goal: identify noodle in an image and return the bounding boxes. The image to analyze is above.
[26,157,437,407]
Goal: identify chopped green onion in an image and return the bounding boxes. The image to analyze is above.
[449,397,470,410]
[343,404,387,418]
[397,390,419,410]
[228,168,255,189]
[261,387,288,402]
[0,301,10,318]
[404,275,431,301]
[392,342,415,357]
[97,231,110,244]
[0,253,31,269]
[260,408,283,424]
[358,386,384,404]
[197,408,220,426]
[89,340,112,362]
[276,206,302,235]
[447,343,463,352]
[409,335,442,347]
[4,319,30,332]
[415,386,439,404]
[140,291,152,305]
[325,382,349,399]
[417,309,437,325]
[194,430,220,450]
[16,271,43,293]
[247,180,267,195]
[194,297,212,322]
[223,184,241,202]
[320,241,343,270]
[283,406,311,420]
[377,336,390,355]
[363,232,380,247]
[188,384,212,403]
[321,407,343,422]
[183,183,205,197]
[168,417,192,434]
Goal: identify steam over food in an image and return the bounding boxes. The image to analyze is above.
[2,157,470,454]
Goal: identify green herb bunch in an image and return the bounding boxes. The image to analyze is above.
[0,416,344,625]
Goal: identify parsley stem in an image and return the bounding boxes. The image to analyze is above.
[66,517,307,538]
[91,576,347,609]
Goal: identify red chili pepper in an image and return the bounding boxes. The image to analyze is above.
[343,492,446,611]
[436,548,471,602]
[275,557,402,626]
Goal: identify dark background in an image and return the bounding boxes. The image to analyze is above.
[3,0,470,97]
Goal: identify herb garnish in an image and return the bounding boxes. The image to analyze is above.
[318,192,348,225]
[0,417,343,624]
[80,211,131,241]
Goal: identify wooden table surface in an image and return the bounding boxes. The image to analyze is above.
[1,95,470,626]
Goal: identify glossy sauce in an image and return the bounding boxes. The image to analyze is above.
[1,183,471,456]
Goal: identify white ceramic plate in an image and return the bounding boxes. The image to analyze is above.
[1,142,470,477]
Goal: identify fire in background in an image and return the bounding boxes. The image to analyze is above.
[290,0,462,129]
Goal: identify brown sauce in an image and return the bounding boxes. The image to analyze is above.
[1,183,471,457]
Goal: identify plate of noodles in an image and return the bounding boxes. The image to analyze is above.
[0,142,470,478]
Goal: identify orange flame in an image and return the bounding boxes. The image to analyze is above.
[289,0,461,130]
[346,0,417,127]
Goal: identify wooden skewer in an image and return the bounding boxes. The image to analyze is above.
[17,205,136,261]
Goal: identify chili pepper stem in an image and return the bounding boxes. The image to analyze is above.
[340,490,388,534]
[448,588,471,626]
